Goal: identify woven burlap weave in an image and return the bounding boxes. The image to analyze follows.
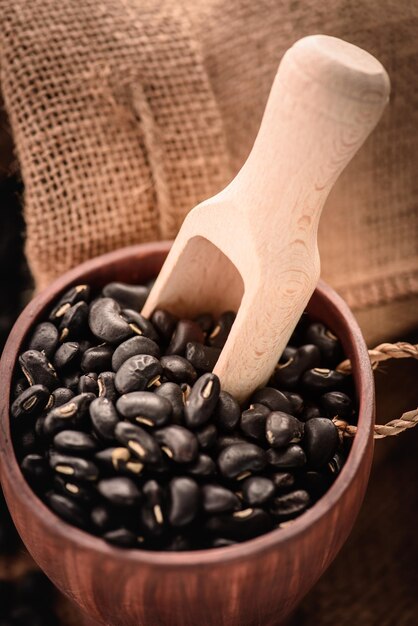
[1,0,418,344]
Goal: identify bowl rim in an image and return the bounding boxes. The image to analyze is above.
[0,241,375,568]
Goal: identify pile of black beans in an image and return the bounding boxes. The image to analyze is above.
[0,570,58,626]
[11,281,356,550]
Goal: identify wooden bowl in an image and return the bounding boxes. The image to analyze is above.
[0,242,375,626]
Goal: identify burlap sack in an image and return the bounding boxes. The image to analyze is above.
[1,0,418,343]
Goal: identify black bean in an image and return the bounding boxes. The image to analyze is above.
[97,371,117,402]
[283,391,304,416]
[242,476,275,506]
[211,537,237,548]
[320,391,353,420]
[184,373,221,428]
[214,391,240,432]
[250,387,292,413]
[266,412,304,448]
[154,382,184,423]
[53,430,98,455]
[95,447,144,476]
[140,480,166,535]
[78,373,99,395]
[150,309,178,341]
[115,422,161,464]
[303,471,333,502]
[13,377,28,398]
[240,403,270,442]
[270,489,310,521]
[61,370,81,392]
[165,535,193,551]
[168,477,199,527]
[49,452,99,481]
[202,485,240,514]
[271,472,296,492]
[194,312,214,334]
[185,342,221,372]
[49,284,90,321]
[328,449,345,475]
[111,335,160,371]
[305,322,343,366]
[188,454,217,477]
[49,387,76,408]
[208,311,235,348]
[54,476,94,504]
[116,391,171,428]
[302,368,347,394]
[120,309,159,342]
[28,322,59,358]
[102,282,149,310]
[59,301,89,341]
[103,528,141,548]
[216,433,248,451]
[166,320,205,356]
[11,385,50,419]
[196,423,218,450]
[115,355,162,394]
[19,350,59,391]
[15,426,39,457]
[97,477,141,507]
[87,396,119,442]
[273,344,321,390]
[218,443,266,480]
[91,505,116,532]
[155,425,198,464]
[43,392,95,437]
[266,445,306,469]
[46,492,88,528]
[206,508,272,541]
[53,341,80,371]
[304,417,340,468]
[21,454,49,487]
[301,402,321,422]
[160,355,197,385]
[88,297,132,344]
[81,344,113,373]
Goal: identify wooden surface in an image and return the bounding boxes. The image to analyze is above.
[0,242,374,626]
[142,35,389,403]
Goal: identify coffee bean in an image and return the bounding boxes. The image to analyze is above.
[49,284,90,322]
[166,320,205,356]
[59,301,89,342]
[168,477,199,527]
[304,418,340,468]
[305,322,343,366]
[89,396,119,441]
[214,391,241,432]
[196,423,218,450]
[46,492,88,528]
[185,342,221,372]
[273,344,321,390]
[11,385,50,419]
[302,368,347,394]
[89,297,132,344]
[271,472,296,492]
[43,392,95,437]
[19,350,59,391]
[320,391,353,419]
[266,445,306,469]
[78,373,99,395]
[202,485,240,514]
[240,404,270,442]
[111,335,160,371]
[81,344,113,373]
[188,454,217,477]
[53,342,80,371]
[208,311,235,349]
[155,425,198,464]
[150,309,178,341]
[49,452,99,481]
[102,282,149,310]
[97,371,117,402]
[154,382,184,423]
[140,480,166,535]
[250,387,292,413]
[28,322,59,358]
[242,476,275,506]
[218,443,266,479]
[120,309,159,342]
[115,422,161,464]
[53,430,98,455]
[117,391,171,428]
[270,489,310,521]
[160,355,197,385]
[206,508,272,541]
[115,355,162,394]
[97,477,141,507]
[184,373,221,428]
[266,412,304,448]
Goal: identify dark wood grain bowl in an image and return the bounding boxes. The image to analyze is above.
[0,241,375,626]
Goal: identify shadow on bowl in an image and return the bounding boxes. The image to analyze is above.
[0,241,374,626]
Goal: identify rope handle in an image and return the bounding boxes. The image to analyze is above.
[333,342,418,439]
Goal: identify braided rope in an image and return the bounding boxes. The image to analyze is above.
[334,342,418,439]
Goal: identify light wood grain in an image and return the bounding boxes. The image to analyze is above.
[142,35,389,403]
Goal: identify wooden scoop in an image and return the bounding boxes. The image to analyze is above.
[142,35,390,403]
